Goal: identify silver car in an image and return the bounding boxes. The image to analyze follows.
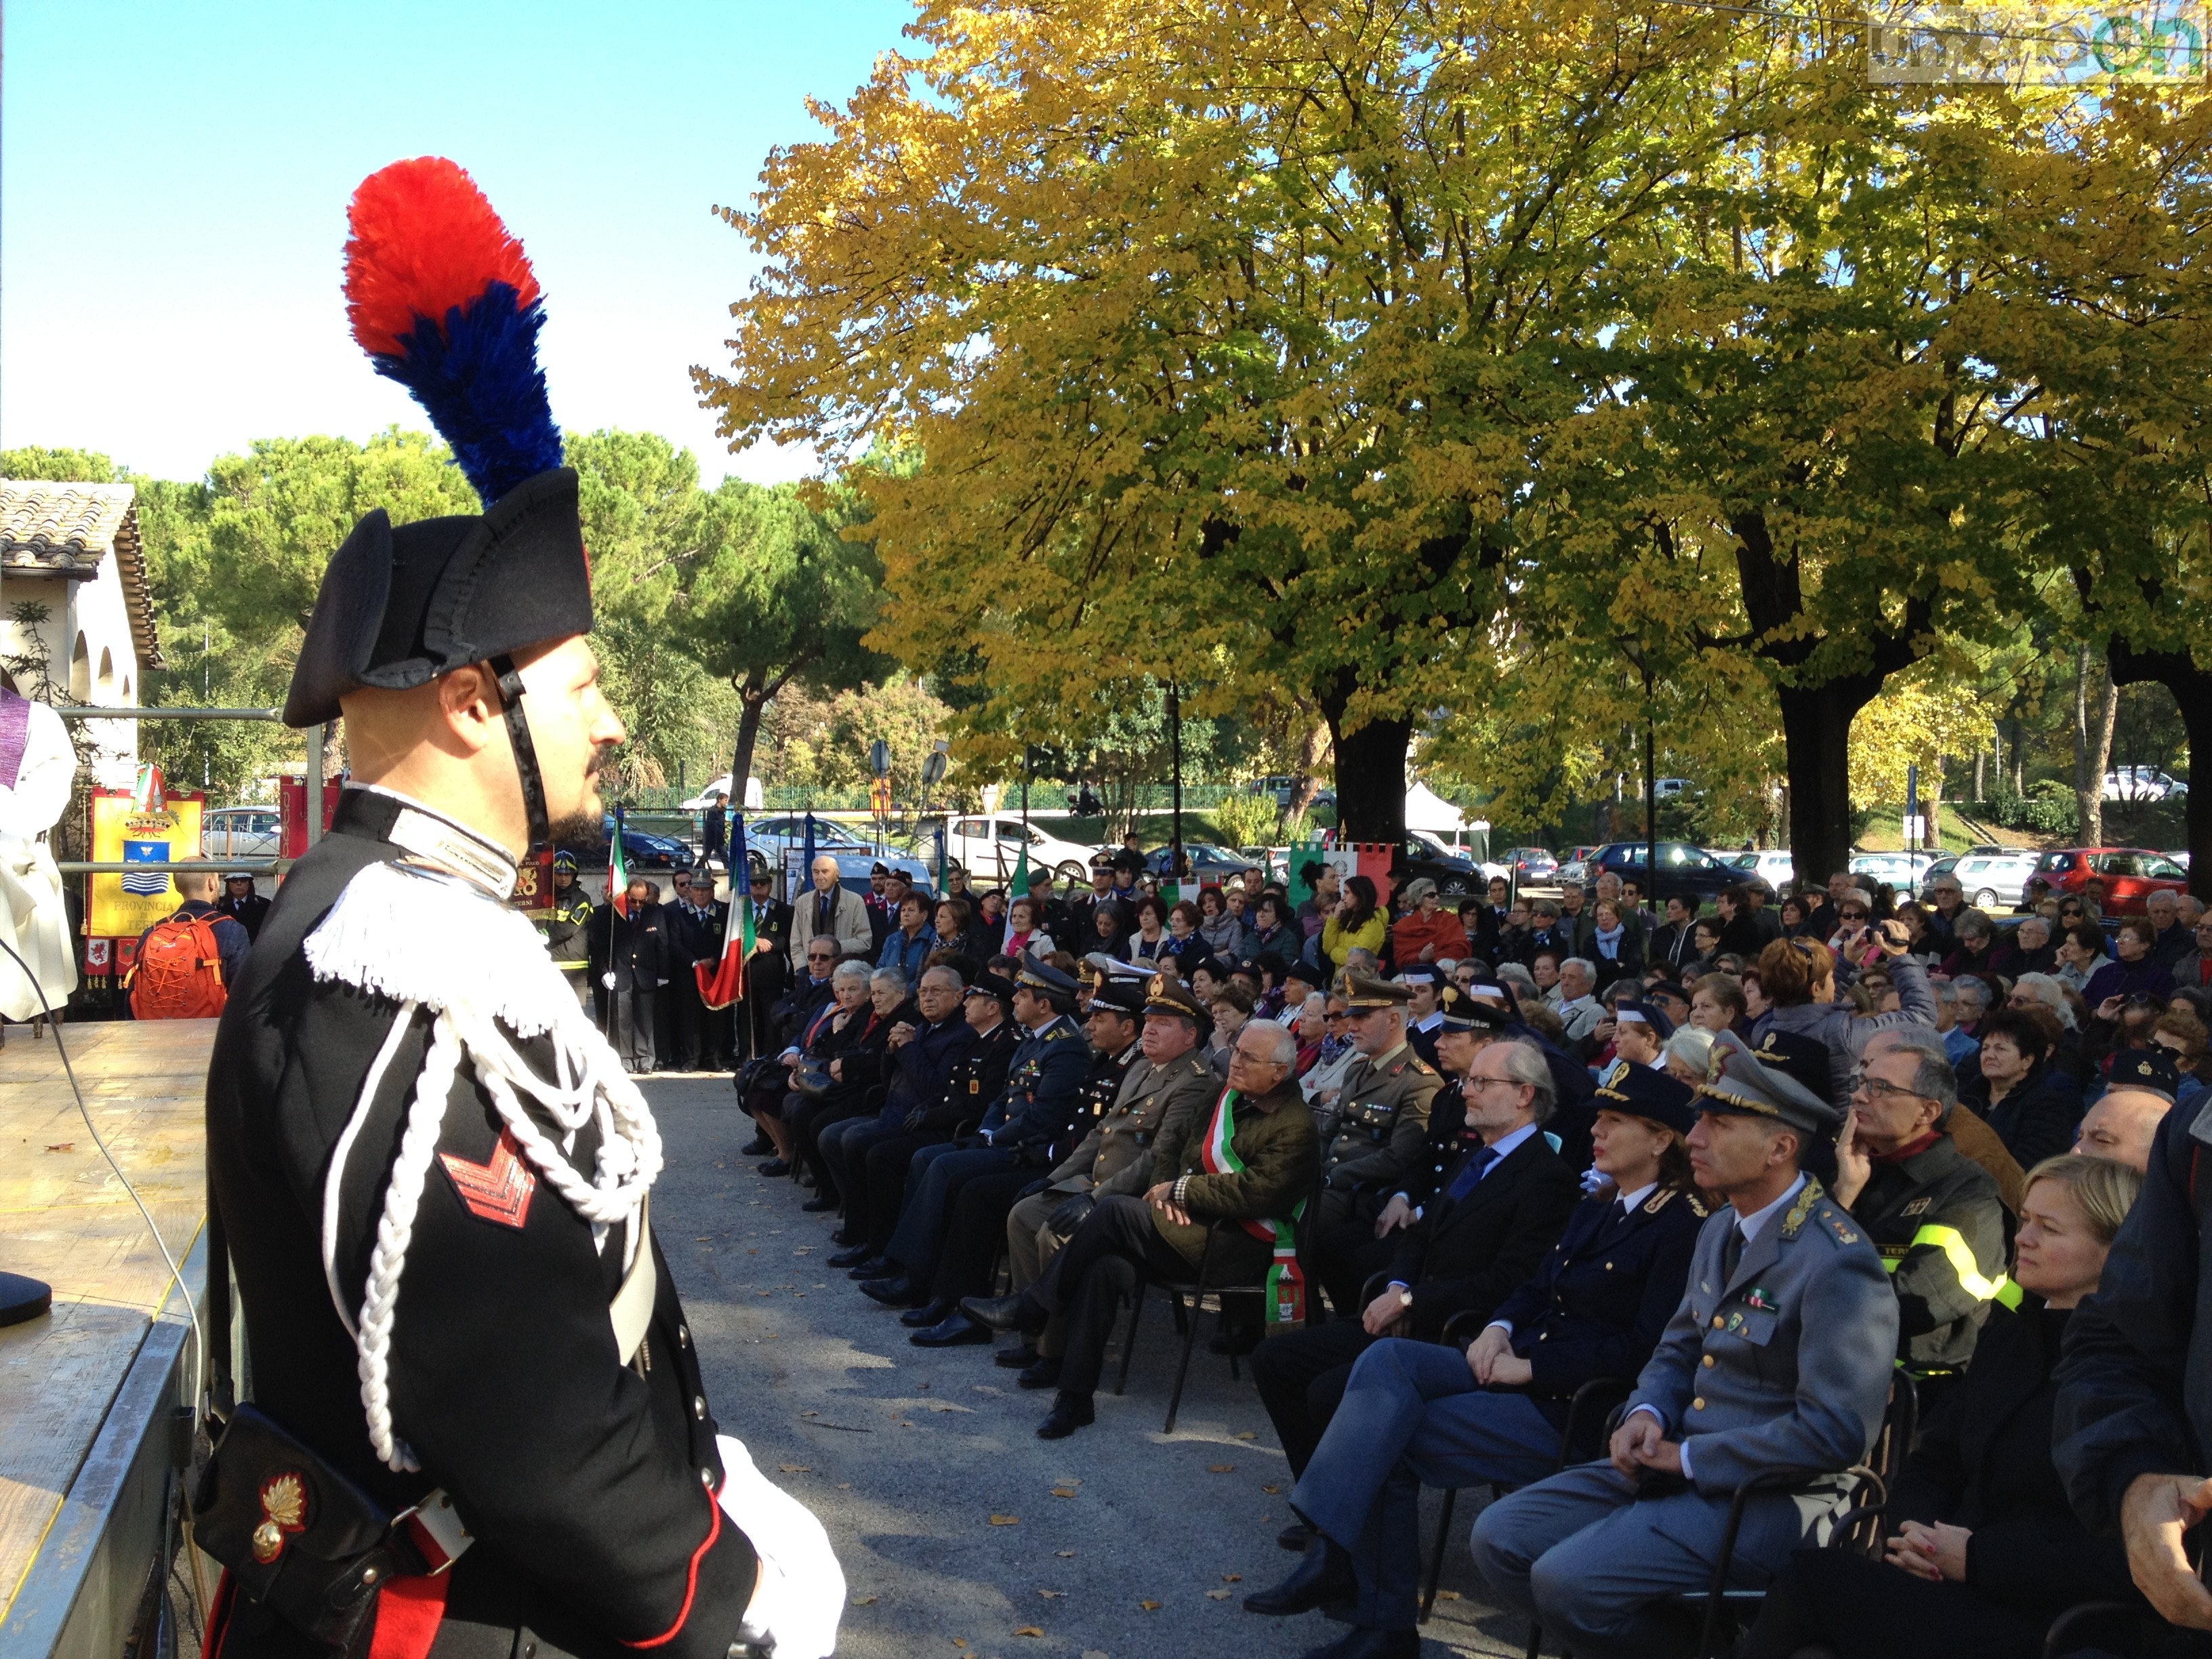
[1951,851,2039,909]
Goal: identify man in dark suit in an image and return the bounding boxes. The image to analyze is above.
[218,872,273,942]
[1252,1033,1580,1503]
[661,869,726,1071]
[587,876,671,1074]
[741,867,795,1065]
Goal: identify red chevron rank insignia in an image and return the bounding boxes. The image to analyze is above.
[440,1128,536,1228]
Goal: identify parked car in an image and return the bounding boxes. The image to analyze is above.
[1254,774,1338,811]
[1652,777,1696,800]
[1502,846,1559,884]
[941,816,1097,884]
[1140,842,1265,884]
[1408,829,1509,887]
[1557,846,1603,884]
[201,805,281,862]
[1952,851,2039,909]
[1848,850,1940,899]
[747,813,932,889]
[1390,835,1496,900]
[2105,765,2188,802]
[1589,841,1741,905]
[592,816,693,871]
[1720,848,1801,894]
[2031,846,2190,915]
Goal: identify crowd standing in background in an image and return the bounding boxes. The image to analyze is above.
[546,823,2212,1656]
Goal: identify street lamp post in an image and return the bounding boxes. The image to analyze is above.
[1168,682,1185,888]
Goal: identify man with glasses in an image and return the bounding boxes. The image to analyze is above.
[2177,911,2212,989]
[1312,975,1443,1309]
[965,1021,1319,1440]
[1832,1038,2009,1384]
[1924,874,1967,949]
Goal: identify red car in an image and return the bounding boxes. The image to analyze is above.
[2030,847,2189,915]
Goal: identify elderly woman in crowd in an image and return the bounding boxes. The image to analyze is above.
[1128,894,1172,964]
[1196,884,1251,958]
[1301,993,1358,1114]
[790,964,917,1206]
[2053,919,2111,994]
[756,957,876,1175]
[1391,876,1471,966]
[1248,891,1303,975]
[2150,1007,2212,1112]
[1586,897,1643,991]
[1963,1005,2080,1169]
[1826,887,1883,971]
[1662,1023,1715,1088]
[1292,991,1330,1074]
[1207,981,1257,1078]
[1001,893,1054,958]
[1941,909,2015,981]
[878,890,933,980]
[2084,914,2175,1012]
[1740,1155,2146,1659]
[1086,899,1130,960]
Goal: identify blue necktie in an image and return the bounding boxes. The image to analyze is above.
[1443,1143,1498,1203]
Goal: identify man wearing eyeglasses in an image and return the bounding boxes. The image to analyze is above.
[1833,1038,2009,1385]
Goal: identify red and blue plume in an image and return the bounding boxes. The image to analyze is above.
[344,157,564,506]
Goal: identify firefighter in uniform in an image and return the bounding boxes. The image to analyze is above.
[1830,1034,2011,1395]
[197,158,840,1659]
[539,850,594,1009]
[1311,972,1443,1315]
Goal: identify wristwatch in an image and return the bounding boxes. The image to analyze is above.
[1396,1286,1414,1309]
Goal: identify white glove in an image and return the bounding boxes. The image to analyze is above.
[714,1434,844,1659]
[602,970,617,989]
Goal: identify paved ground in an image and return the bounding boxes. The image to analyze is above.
[647,1075,1534,1659]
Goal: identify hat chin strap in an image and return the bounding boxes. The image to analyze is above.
[487,654,552,851]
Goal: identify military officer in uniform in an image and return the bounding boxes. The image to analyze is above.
[537,850,594,1009]
[1243,1067,1708,1648]
[198,156,838,1659]
[858,960,1089,1307]
[1313,973,1441,1310]
[905,979,1150,1345]
[989,974,1220,1385]
[1830,1034,2009,1392]
[220,872,274,943]
[1470,1033,1898,1659]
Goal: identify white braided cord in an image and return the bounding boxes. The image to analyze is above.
[318,860,663,1471]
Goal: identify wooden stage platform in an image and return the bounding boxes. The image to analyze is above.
[0,1019,216,1659]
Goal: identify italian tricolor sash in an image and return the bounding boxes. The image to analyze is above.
[1197,1087,1307,1330]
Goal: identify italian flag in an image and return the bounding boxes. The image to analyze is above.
[608,804,631,917]
[697,814,754,1009]
[1197,1087,1307,1330]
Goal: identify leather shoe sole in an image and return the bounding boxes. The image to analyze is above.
[1243,1540,1355,1616]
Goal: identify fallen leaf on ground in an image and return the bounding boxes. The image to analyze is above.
[1038,1589,1064,1599]
[1221,1574,1242,1582]
[45,1143,73,1153]
[1207,1589,1232,1600]
[1012,1628,1046,1638]
[1262,1485,1280,1494]
[1435,1589,1462,1601]
[802,1411,819,1418]
[850,1595,876,1605]
[1139,1599,1160,1611]
[779,1465,811,1474]
[837,1482,853,1490]
[989,1515,1020,1525]
[1234,1430,1257,1440]
[1051,1488,1078,1498]
[1055,1550,1077,1558]
[1208,1464,1235,1473]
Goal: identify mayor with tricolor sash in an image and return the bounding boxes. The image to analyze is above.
[964,1004,1319,1439]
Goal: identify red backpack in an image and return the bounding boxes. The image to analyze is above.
[129,910,229,1019]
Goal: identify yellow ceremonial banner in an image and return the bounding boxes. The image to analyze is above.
[89,789,205,939]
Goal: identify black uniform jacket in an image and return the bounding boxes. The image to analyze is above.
[1896,1300,2139,1620]
[923,1019,1021,1132]
[1384,1130,1580,1343]
[205,790,757,1659]
[1486,1184,1706,1423]
[1849,1133,2009,1373]
[222,888,274,941]
[586,899,670,991]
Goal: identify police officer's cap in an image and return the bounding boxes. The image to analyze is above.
[1343,970,1413,1010]
[1593,1064,1698,1138]
[1436,985,1510,1033]
[224,871,255,884]
[1615,1002,1674,1042]
[1750,1027,1833,1107]
[966,970,1017,1006]
[1144,972,1207,1024]
[1015,960,1080,1006]
[2111,1046,2182,1102]
[1088,980,1147,1019]
[552,849,579,873]
[1395,964,1443,987]
[1082,951,1151,987]
[870,861,890,876]
[1696,1030,1840,1136]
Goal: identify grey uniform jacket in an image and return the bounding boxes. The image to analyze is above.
[1044,1050,1218,1200]
[1322,1044,1442,1192]
[1628,1176,1899,1498]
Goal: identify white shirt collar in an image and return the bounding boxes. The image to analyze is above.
[1483,1121,1540,1164]
[1617,1181,1658,1213]
[1736,1172,1808,1244]
[1414,1010,1443,1031]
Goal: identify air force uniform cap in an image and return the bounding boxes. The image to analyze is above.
[1697,1029,1841,1136]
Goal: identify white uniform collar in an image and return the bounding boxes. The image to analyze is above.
[350,782,518,899]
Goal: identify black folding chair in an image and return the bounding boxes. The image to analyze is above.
[2041,1601,2156,1659]
[1111,1223,1271,1433]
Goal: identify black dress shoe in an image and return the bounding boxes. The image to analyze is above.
[829,1227,861,1248]
[828,1244,875,1269]
[901,1298,956,1328]
[910,1313,991,1347]
[1244,1538,1356,1616]
[1017,1356,1061,1390]
[846,1257,892,1281]
[741,1134,773,1156]
[1277,1520,1314,1552]
[801,1196,839,1213]
[1296,1629,1418,1659]
[994,1344,1040,1370]
[758,1159,791,1178]
[858,1275,916,1306]
[961,1292,1047,1334]
[1036,1392,1094,1439]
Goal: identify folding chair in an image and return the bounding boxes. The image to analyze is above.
[1111,1223,1270,1433]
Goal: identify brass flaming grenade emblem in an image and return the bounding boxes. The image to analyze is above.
[252,1471,309,1563]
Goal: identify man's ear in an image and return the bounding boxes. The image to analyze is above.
[436,664,501,755]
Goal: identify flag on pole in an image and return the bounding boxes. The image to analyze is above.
[609,804,631,917]
[934,825,947,895]
[1010,841,1029,897]
[801,811,817,897]
[697,815,755,1008]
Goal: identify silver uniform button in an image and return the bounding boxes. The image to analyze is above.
[694,1395,707,1419]
[678,1325,691,1346]
[701,1467,715,1487]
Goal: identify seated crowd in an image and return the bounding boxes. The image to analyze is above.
[727,845,2194,1659]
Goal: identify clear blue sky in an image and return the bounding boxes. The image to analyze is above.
[2,1,914,485]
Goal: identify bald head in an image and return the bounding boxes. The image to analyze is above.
[2075,1088,2171,1174]
[176,870,221,904]
[811,855,840,893]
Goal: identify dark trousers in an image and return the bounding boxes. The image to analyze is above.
[1310,1187,1398,1317]
[790,1094,873,1196]
[741,953,789,1062]
[667,968,726,1071]
[1249,1317,1378,1478]
[1036,1195,1269,1402]
[819,1115,900,1213]
[596,983,658,1072]
[886,1143,1021,1286]
[930,1167,1037,1303]
[1739,1547,2049,1659]
[857,1129,954,1253]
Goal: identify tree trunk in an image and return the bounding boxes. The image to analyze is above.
[1972,745,1984,804]
[1776,672,1884,887]
[2108,638,2212,900]
[2073,644,2116,846]
[1321,693,1412,846]
[1286,716,1331,823]
[1926,754,1944,849]
[729,674,770,815]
